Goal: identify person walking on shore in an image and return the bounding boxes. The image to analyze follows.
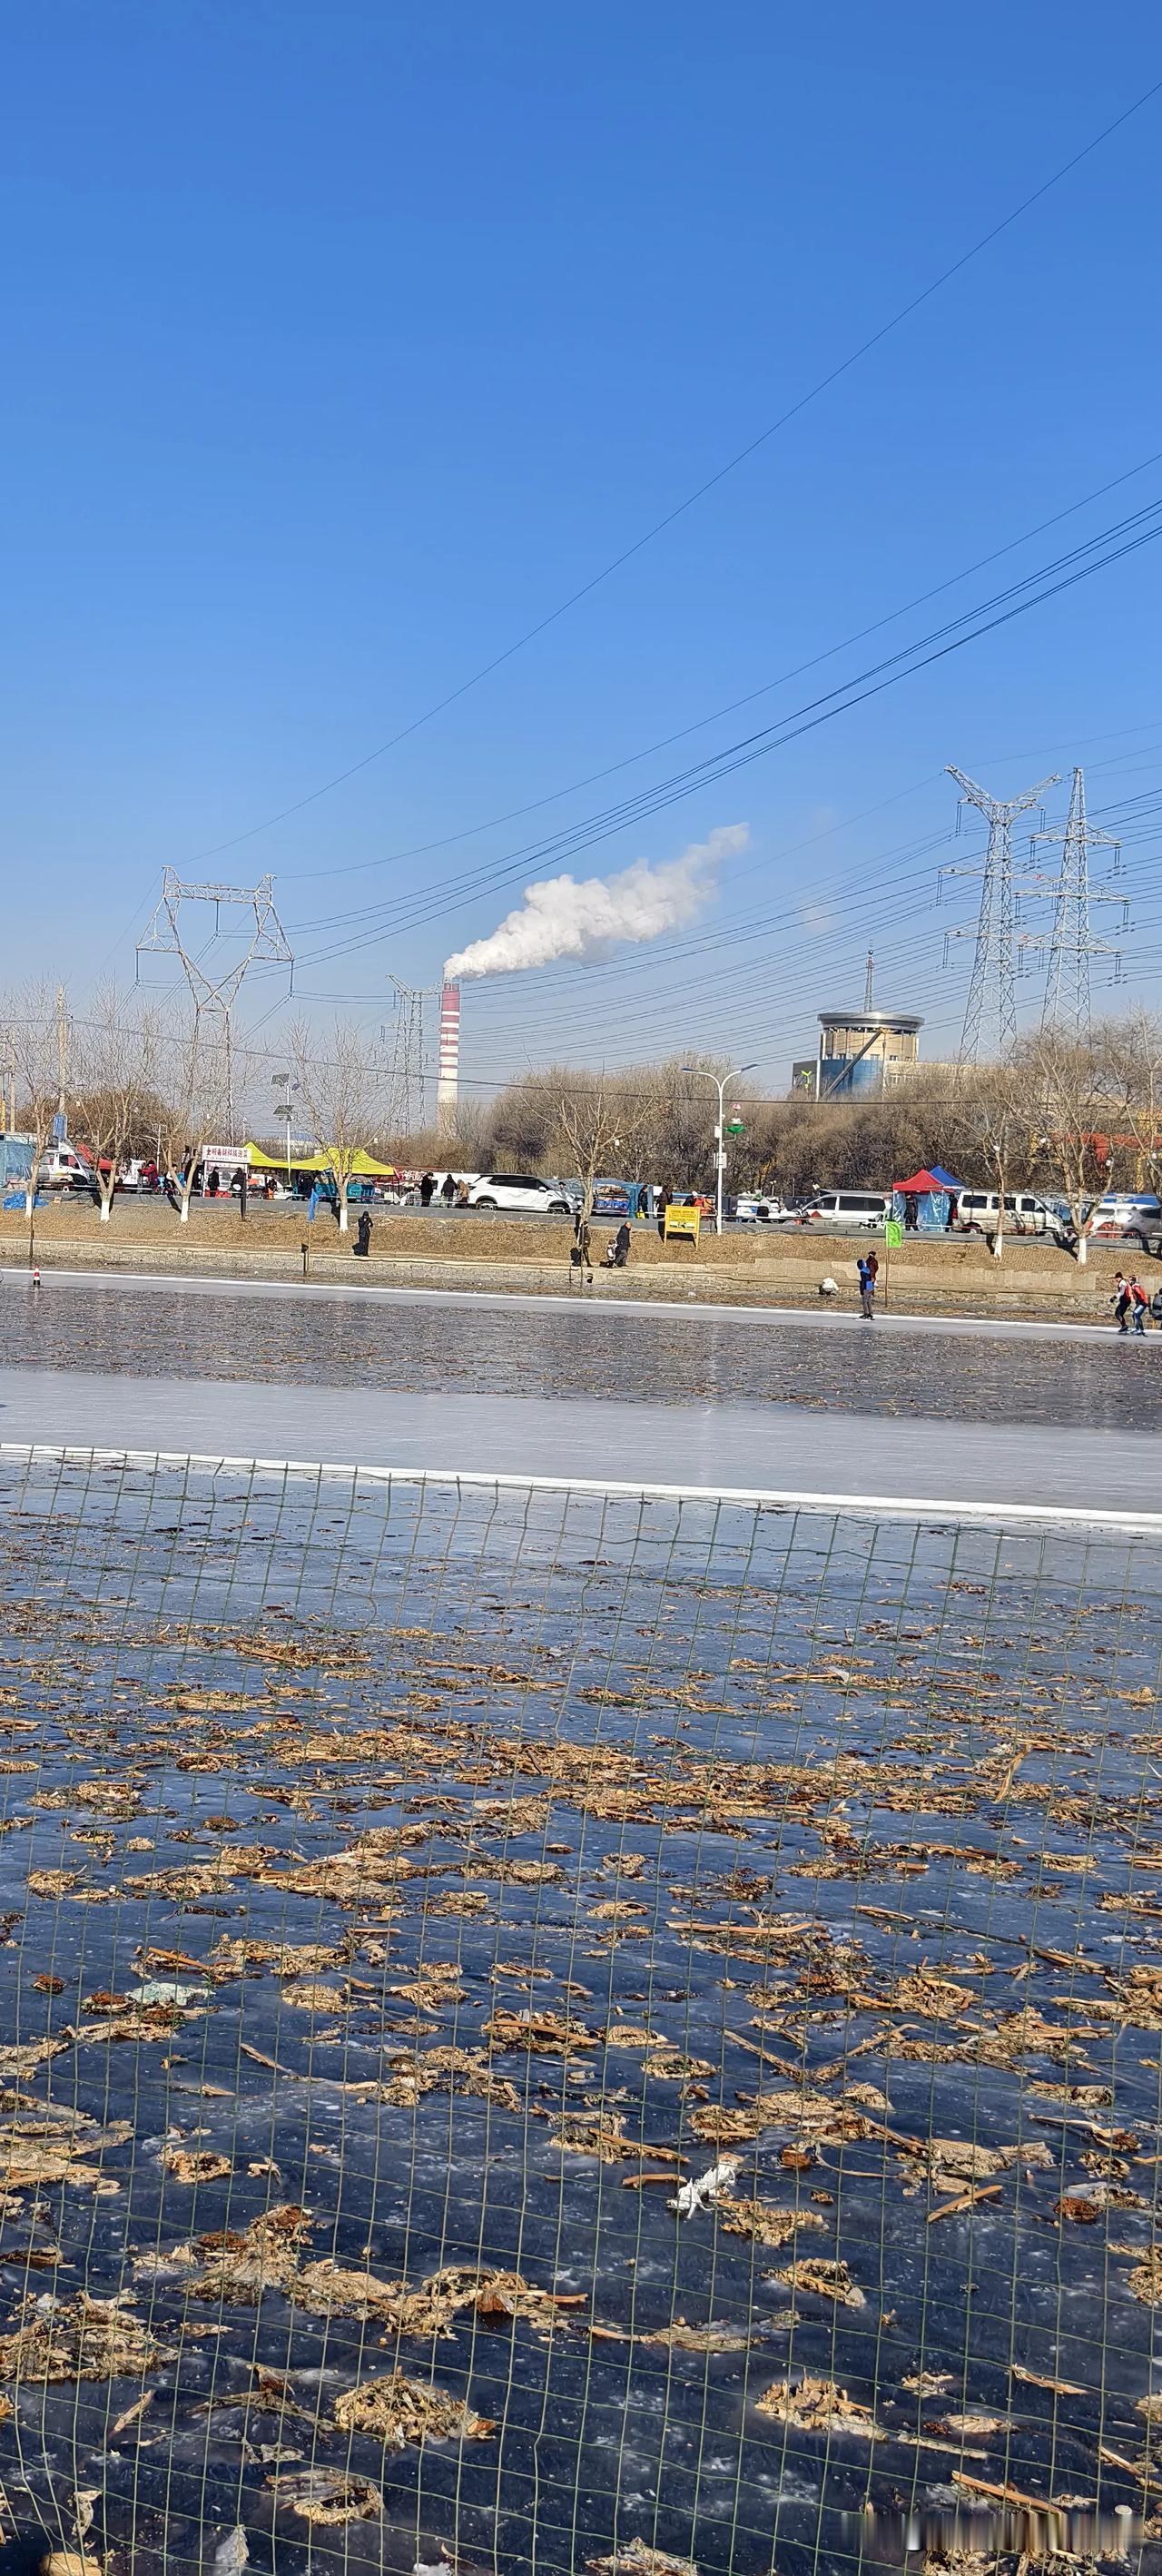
[857,1254,875,1320]
[1130,1276,1150,1335]
[1112,1273,1132,1332]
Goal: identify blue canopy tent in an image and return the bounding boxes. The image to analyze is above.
[891,1165,965,1235]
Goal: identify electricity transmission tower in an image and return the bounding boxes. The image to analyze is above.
[387,981,429,1135]
[136,870,294,1136]
[940,766,1059,1060]
[1021,765,1129,1041]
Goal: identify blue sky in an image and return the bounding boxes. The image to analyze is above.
[3,1,1161,1096]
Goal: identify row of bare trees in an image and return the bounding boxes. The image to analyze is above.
[1,985,385,1236]
[5,980,1162,1258]
[483,1015,1162,1258]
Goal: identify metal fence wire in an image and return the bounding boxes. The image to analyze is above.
[0,1451,1158,2576]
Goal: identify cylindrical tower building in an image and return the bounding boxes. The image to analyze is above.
[791,1007,922,1098]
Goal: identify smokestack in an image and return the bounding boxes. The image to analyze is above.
[436,982,460,1130]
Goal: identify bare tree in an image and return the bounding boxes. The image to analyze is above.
[71,985,159,1221]
[288,1019,382,1233]
[943,1058,1038,1259]
[490,1071,560,1171]
[1099,1009,1162,1201]
[155,1015,230,1223]
[556,1070,643,1224]
[1023,1027,1109,1263]
[6,981,64,1218]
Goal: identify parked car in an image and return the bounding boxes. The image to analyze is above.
[1088,1193,1162,1252]
[467,1173,573,1214]
[733,1193,787,1224]
[797,1189,891,1232]
[954,1190,1066,1239]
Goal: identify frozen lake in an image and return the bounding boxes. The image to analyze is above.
[0,1456,1157,2574]
[1,1272,1158,1429]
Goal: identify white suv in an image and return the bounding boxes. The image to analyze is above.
[468,1173,573,1214]
[801,1189,891,1231]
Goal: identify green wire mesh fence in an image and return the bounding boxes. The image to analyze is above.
[0,1451,1158,2576]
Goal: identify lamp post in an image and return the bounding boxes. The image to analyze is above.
[271,1075,299,1186]
[680,1063,755,1235]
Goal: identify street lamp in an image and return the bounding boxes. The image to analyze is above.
[680,1062,756,1235]
[271,1074,300,1186]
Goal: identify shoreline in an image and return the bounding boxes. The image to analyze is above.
[0,1200,1145,1325]
[0,1233,1146,1335]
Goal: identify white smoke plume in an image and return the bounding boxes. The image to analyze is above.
[443,824,748,982]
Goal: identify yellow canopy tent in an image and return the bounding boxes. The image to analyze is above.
[245,1145,401,1178]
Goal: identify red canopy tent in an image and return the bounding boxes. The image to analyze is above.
[891,1168,960,1235]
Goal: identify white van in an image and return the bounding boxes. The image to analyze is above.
[802,1189,891,1232]
[36,1146,94,1191]
[953,1189,1064,1239]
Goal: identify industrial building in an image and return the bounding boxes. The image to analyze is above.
[791,1005,923,1100]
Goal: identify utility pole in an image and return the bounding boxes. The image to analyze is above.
[137,870,294,1138]
[54,986,68,1140]
[940,766,1059,1060]
[1022,766,1129,1041]
[863,949,875,1013]
[680,1061,755,1234]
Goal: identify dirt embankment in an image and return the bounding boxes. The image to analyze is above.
[0,1200,1137,1320]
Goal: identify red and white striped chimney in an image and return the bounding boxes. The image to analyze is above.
[437,982,460,1128]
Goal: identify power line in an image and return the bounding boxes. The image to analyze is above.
[452,773,1162,1025]
[180,78,1162,868]
[233,765,1162,1061]
[286,493,1162,973]
[283,449,1162,893]
[282,464,1162,941]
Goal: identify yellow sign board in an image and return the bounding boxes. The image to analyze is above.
[663,1202,701,1244]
